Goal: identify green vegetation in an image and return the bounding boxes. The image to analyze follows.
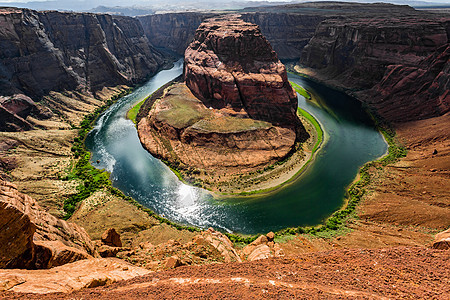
[158,92,211,128]
[290,81,311,99]
[297,107,323,153]
[127,98,146,124]
[63,89,132,219]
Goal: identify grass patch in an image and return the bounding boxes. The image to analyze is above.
[290,81,311,100]
[297,107,323,153]
[127,98,146,124]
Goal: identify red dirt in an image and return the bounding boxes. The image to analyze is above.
[3,247,448,299]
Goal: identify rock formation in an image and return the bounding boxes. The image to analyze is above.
[432,228,450,250]
[138,13,215,56]
[0,258,151,294]
[138,15,307,177]
[299,14,450,122]
[0,7,166,131]
[0,180,96,269]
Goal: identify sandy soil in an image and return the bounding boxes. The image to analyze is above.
[3,247,448,299]
[360,113,450,231]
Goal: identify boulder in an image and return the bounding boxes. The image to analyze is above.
[432,228,450,250]
[101,228,123,247]
[98,245,122,258]
[34,241,92,269]
[164,256,182,269]
[247,244,272,261]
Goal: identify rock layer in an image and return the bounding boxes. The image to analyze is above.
[0,180,96,269]
[184,15,302,133]
[300,15,450,122]
[0,7,166,131]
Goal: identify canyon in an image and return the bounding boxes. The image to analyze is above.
[0,2,449,298]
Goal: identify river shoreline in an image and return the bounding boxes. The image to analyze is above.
[127,81,324,197]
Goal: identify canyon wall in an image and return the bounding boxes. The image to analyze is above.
[0,8,166,131]
[138,13,215,56]
[138,12,324,60]
[299,15,450,122]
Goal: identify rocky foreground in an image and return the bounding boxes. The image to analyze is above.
[137,15,308,186]
[2,247,449,299]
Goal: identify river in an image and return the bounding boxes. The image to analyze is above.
[86,59,387,234]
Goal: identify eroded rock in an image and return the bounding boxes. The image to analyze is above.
[0,258,150,294]
[432,228,450,250]
[102,228,123,248]
[0,180,96,269]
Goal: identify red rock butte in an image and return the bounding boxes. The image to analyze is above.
[137,15,308,176]
[184,15,304,135]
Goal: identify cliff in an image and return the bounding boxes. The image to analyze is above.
[0,7,166,131]
[137,3,419,61]
[0,180,96,269]
[138,15,308,188]
[138,13,215,56]
[299,15,450,122]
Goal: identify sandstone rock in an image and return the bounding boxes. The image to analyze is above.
[0,184,36,268]
[98,245,122,258]
[184,15,301,132]
[252,235,269,246]
[247,244,272,261]
[432,228,450,250]
[101,228,123,248]
[300,14,450,123]
[0,7,166,131]
[266,231,275,241]
[165,256,181,269]
[0,258,151,294]
[34,240,92,269]
[199,228,242,263]
[0,180,96,269]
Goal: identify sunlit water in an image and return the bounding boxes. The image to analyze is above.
[86,59,387,234]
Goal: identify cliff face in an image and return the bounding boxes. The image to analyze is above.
[240,13,326,60]
[299,15,450,122]
[138,16,307,182]
[0,180,96,269]
[0,8,166,131]
[138,13,215,56]
[138,12,324,60]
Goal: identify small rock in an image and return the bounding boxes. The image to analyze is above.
[432,228,450,250]
[165,256,181,269]
[266,232,275,242]
[101,228,122,247]
[98,245,121,258]
[432,149,438,155]
[251,235,268,246]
